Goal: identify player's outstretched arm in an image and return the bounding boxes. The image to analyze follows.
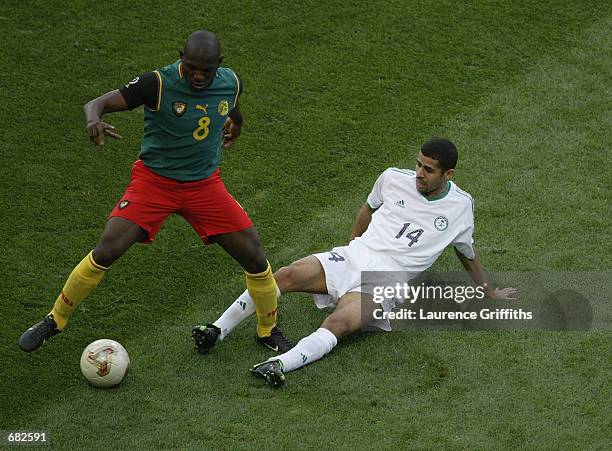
[83,90,127,148]
[454,247,517,300]
[350,203,376,240]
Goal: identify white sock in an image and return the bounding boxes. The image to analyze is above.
[271,328,337,372]
[213,288,281,340]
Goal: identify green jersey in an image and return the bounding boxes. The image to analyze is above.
[122,61,241,181]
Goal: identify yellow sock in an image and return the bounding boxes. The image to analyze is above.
[50,251,107,330]
[245,262,278,337]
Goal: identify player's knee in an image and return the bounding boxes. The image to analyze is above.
[243,254,268,274]
[236,231,268,274]
[92,241,124,267]
[321,315,350,339]
[92,246,114,267]
[274,265,295,292]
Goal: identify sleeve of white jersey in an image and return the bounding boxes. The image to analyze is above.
[453,203,476,260]
[366,169,389,209]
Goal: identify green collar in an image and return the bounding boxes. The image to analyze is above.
[421,181,451,201]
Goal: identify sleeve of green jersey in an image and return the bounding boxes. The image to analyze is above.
[233,71,243,98]
[118,72,159,110]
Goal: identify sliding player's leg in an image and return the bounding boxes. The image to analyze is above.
[251,291,376,387]
[192,255,327,354]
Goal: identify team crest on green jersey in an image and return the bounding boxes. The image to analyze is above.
[218,99,229,116]
[172,101,187,117]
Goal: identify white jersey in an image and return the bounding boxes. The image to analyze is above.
[355,167,475,272]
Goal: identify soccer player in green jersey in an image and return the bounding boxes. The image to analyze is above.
[19,30,292,354]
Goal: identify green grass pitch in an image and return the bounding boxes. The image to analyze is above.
[1,1,610,448]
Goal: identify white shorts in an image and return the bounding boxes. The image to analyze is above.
[312,240,404,331]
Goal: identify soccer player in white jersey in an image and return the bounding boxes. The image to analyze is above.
[192,138,516,387]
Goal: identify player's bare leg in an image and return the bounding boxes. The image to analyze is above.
[274,256,328,294]
[192,255,327,354]
[320,291,374,338]
[209,226,268,274]
[92,217,148,267]
[19,217,146,352]
[251,292,376,387]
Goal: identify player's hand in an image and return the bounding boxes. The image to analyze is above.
[222,117,241,149]
[86,121,123,148]
[488,287,518,300]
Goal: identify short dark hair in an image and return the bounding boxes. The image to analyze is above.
[420,138,458,171]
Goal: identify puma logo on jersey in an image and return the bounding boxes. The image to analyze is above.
[395,200,406,208]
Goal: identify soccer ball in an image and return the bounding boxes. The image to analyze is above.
[80,339,130,388]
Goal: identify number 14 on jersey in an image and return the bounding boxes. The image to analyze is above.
[395,222,423,246]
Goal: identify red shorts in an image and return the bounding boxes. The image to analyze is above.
[110,160,253,244]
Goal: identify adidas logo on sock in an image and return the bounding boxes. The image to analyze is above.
[301,353,308,363]
[394,200,405,208]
